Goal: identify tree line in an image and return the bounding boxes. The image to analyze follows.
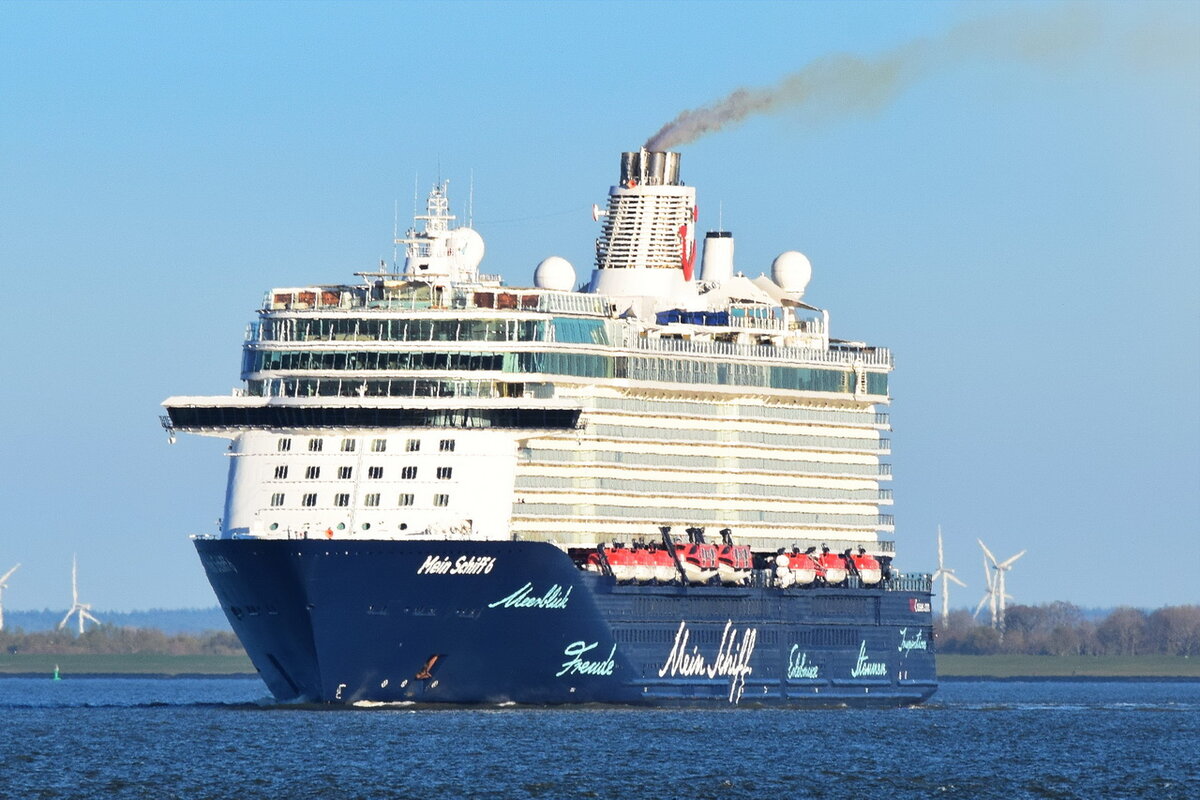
[936,603,1200,657]
[1,626,243,656]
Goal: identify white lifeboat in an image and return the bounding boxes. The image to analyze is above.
[788,548,818,586]
[717,544,752,585]
[650,546,677,583]
[850,549,883,585]
[677,542,718,584]
[818,547,847,585]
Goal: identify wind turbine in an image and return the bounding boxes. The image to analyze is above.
[0,563,19,632]
[972,557,996,626]
[978,539,1025,634]
[58,555,100,634]
[931,526,966,625]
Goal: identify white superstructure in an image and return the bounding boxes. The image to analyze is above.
[164,150,895,558]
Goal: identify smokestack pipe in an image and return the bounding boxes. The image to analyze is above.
[700,231,734,284]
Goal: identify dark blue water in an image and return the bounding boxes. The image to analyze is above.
[0,677,1196,799]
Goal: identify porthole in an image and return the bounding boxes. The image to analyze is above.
[269,523,279,531]
[362,522,371,530]
[337,522,346,530]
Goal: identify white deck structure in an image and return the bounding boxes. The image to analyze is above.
[164,150,895,558]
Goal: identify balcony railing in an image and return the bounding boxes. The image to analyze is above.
[631,335,892,367]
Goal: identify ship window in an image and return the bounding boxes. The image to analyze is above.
[274,465,288,480]
[406,438,421,452]
[338,466,353,480]
[439,439,456,452]
[436,467,452,480]
[308,438,323,452]
[277,438,292,452]
[270,493,285,507]
[269,522,279,530]
[401,466,418,480]
[302,493,317,507]
[371,439,387,452]
[433,494,450,507]
[341,438,356,452]
[368,466,384,479]
[364,493,381,507]
[305,466,320,480]
[398,493,415,506]
[334,493,350,507]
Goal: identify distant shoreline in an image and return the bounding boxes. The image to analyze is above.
[1,653,1196,680]
[0,654,254,676]
[936,654,1200,679]
[0,672,256,680]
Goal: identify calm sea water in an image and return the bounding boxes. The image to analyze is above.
[0,677,1195,799]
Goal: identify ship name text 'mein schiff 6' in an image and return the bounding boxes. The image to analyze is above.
[162,148,936,706]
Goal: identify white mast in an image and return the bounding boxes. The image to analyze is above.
[396,181,485,283]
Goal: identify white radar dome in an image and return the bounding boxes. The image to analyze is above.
[448,227,485,272]
[772,250,812,295]
[534,256,576,291]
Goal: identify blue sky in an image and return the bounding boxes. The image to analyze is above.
[1,1,1196,612]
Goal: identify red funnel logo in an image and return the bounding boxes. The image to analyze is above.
[679,224,696,280]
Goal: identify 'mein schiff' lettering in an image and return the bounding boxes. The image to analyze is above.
[658,620,757,704]
[416,555,496,576]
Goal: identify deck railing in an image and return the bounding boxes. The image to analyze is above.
[631,335,892,367]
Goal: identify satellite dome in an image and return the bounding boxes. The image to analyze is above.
[448,227,485,272]
[771,250,812,295]
[534,256,576,291]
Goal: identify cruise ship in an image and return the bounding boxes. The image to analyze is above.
[162,149,936,706]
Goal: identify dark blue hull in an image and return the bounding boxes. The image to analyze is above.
[196,538,937,707]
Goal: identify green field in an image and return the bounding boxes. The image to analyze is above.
[0,653,255,676]
[937,654,1200,678]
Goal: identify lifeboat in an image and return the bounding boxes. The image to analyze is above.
[606,544,637,583]
[632,544,654,583]
[677,542,718,584]
[650,546,677,583]
[817,547,847,585]
[788,548,818,586]
[717,544,752,585]
[850,548,882,585]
